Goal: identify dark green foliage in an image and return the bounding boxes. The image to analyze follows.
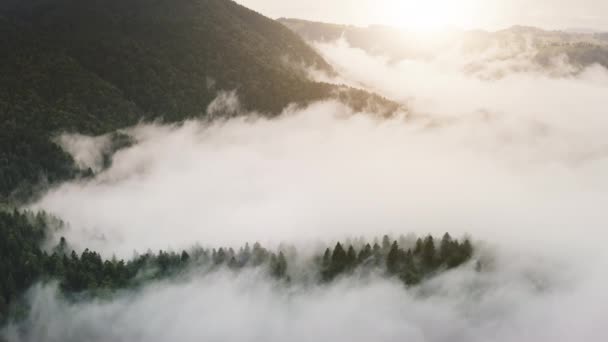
[270,252,288,280]
[345,245,357,270]
[320,234,474,285]
[386,241,400,274]
[321,243,346,281]
[322,248,331,269]
[0,209,300,324]
[0,210,50,322]
[357,243,372,263]
[0,209,474,325]
[0,0,400,201]
[421,235,437,270]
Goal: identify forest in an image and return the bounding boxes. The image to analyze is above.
[0,209,474,325]
[0,0,399,203]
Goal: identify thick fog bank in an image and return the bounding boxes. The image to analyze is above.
[3,254,607,342]
[30,39,608,258]
[31,95,608,258]
[14,36,608,341]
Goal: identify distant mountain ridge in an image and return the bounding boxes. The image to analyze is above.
[279,18,608,70]
[0,0,398,201]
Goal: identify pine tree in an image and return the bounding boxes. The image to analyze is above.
[382,235,391,251]
[330,243,347,276]
[322,248,331,268]
[240,243,252,265]
[346,245,357,269]
[358,243,372,263]
[421,236,437,270]
[271,252,288,279]
[439,233,453,264]
[252,242,267,266]
[215,248,226,265]
[180,250,190,263]
[386,241,400,274]
[372,242,382,265]
[414,238,423,255]
[320,248,332,281]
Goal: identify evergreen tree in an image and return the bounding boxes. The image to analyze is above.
[414,238,423,255]
[321,248,332,281]
[382,235,391,252]
[330,243,348,277]
[346,245,357,269]
[357,243,372,263]
[386,241,400,274]
[240,243,252,265]
[372,242,382,265]
[215,248,227,265]
[439,233,453,264]
[322,248,331,268]
[252,242,267,266]
[271,252,288,279]
[181,250,190,263]
[421,235,437,270]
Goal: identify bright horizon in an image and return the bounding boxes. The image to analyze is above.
[236,0,608,32]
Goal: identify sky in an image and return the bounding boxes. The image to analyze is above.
[236,0,608,31]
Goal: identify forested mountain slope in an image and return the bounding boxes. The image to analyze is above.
[0,0,398,201]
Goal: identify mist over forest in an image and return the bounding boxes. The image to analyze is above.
[1,0,608,341]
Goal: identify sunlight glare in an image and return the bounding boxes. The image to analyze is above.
[381,0,479,31]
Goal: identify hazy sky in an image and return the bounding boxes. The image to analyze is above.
[236,0,608,31]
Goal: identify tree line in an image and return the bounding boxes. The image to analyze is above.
[0,209,474,324]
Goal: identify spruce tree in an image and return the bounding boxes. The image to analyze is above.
[322,248,331,269]
[414,238,423,255]
[358,243,372,263]
[382,235,391,251]
[330,243,347,276]
[276,252,288,279]
[421,235,437,270]
[386,241,400,274]
[346,245,357,269]
[439,233,453,265]
[180,250,190,263]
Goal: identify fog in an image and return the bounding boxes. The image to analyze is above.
[6,36,608,341]
[53,133,113,173]
[30,41,608,257]
[4,255,607,342]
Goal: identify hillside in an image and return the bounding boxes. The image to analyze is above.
[0,0,398,201]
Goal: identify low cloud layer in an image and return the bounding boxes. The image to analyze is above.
[4,254,607,342]
[12,36,608,341]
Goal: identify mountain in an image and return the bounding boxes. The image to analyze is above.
[0,0,398,201]
[278,18,426,61]
[279,18,608,70]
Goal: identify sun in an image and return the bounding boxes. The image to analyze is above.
[381,0,479,32]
